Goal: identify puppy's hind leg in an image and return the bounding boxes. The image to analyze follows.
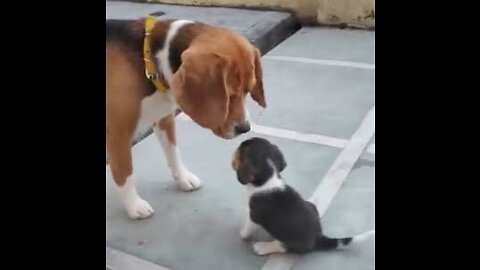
[252,240,286,256]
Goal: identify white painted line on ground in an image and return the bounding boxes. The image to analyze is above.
[107,247,170,270]
[177,113,375,155]
[251,124,347,149]
[366,143,375,154]
[309,106,375,213]
[264,55,375,70]
[262,106,375,270]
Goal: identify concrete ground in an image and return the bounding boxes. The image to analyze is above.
[106,2,374,270]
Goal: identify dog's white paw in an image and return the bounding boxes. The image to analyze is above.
[126,198,154,219]
[175,169,202,191]
[117,176,154,220]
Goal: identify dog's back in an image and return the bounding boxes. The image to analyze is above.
[106,19,143,49]
[250,185,323,253]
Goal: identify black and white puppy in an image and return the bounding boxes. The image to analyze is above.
[231,137,373,256]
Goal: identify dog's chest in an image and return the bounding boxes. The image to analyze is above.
[135,91,177,135]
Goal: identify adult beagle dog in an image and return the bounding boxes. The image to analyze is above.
[106,17,266,219]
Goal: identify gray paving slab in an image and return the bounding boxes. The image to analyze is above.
[246,59,374,139]
[107,247,170,270]
[107,119,341,270]
[268,27,375,64]
[242,27,375,140]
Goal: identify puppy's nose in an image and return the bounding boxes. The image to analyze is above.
[235,122,251,134]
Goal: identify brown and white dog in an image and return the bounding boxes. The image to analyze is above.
[106,17,266,219]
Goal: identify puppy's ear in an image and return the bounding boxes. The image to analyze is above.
[237,162,255,185]
[268,144,287,172]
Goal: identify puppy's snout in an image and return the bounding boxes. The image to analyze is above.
[234,122,251,135]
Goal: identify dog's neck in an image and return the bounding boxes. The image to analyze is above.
[246,173,285,197]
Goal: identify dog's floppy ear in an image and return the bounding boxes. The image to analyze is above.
[268,144,287,172]
[172,49,235,129]
[250,48,266,108]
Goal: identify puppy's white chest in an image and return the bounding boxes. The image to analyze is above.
[135,91,176,135]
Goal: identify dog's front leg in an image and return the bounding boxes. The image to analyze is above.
[154,114,202,191]
[240,207,260,239]
[107,132,154,219]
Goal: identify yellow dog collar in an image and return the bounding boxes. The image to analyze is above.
[143,16,168,93]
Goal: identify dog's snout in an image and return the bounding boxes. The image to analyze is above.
[235,122,251,134]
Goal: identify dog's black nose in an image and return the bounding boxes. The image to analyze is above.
[235,122,251,134]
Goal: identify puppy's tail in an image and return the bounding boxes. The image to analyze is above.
[314,235,353,250]
[315,230,375,250]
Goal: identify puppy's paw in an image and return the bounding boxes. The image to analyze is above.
[253,242,271,256]
[252,241,286,256]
